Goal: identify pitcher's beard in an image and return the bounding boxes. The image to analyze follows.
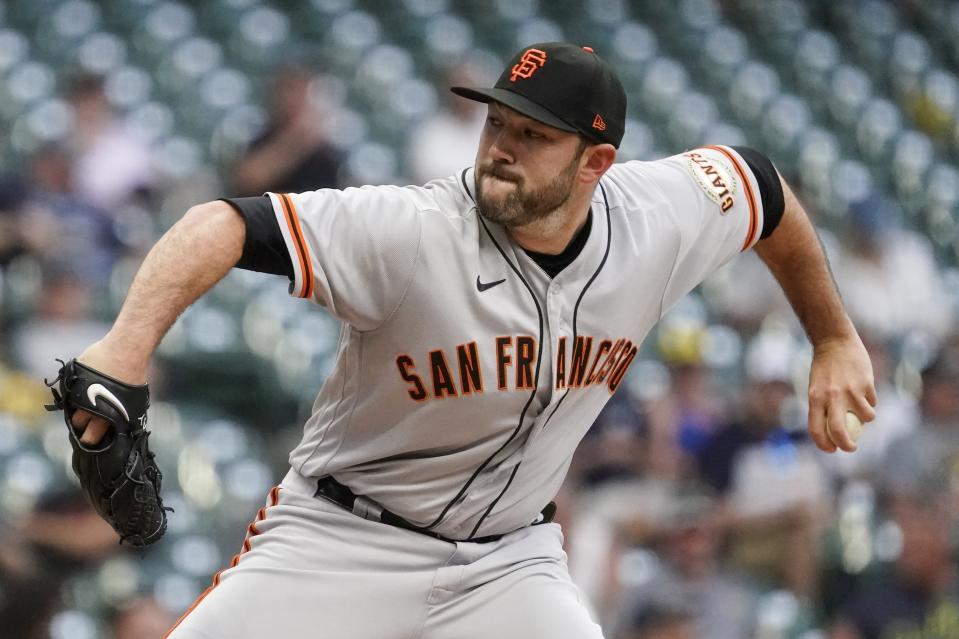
[476,154,582,228]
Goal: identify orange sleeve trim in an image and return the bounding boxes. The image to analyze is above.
[163,486,282,638]
[703,145,759,251]
[278,193,314,299]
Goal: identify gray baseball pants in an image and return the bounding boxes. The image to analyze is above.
[165,469,604,639]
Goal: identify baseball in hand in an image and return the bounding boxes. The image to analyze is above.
[845,411,863,443]
[828,411,864,447]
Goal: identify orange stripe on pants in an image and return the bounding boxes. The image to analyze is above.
[164,486,281,637]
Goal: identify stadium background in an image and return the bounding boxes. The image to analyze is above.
[2,0,959,637]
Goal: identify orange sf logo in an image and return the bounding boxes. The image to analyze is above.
[510,48,547,82]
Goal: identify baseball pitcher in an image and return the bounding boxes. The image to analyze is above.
[49,43,876,638]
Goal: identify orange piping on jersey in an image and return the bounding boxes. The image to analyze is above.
[164,486,281,638]
[286,196,315,298]
[703,145,758,251]
[279,193,314,299]
[277,194,309,298]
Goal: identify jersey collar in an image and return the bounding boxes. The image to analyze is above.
[460,166,611,285]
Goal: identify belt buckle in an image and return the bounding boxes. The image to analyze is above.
[351,496,384,522]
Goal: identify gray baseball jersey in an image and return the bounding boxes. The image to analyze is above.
[266,144,763,541]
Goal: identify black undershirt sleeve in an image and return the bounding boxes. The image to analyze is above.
[730,146,785,239]
[220,196,294,278]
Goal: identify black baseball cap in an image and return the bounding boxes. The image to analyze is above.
[451,42,627,148]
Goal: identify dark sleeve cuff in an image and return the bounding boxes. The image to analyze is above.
[220,196,294,278]
[730,146,785,239]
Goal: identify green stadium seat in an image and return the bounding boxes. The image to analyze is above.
[759,94,812,169]
[700,26,749,91]
[891,130,935,213]
[5,60,56,107]
[728,61,780,124]
[827,65,874,128]
[639,57,689,121]
[889,32,932,98]
[793,30,840,105]
[665,92,719,150]
[422,13,475,62]
[226,5,292,72]
[512,17,565,51]
[132,1,196,63]
[104,65,154,109]
[75,32,128,75]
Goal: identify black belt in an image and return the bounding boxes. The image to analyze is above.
[313,476,556,544]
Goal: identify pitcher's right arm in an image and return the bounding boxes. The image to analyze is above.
[72,200,245,445]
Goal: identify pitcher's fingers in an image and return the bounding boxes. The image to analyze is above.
[850,394,877,423]
[808,399,836,452]
[827,402,857,452]
[71,408,93,430]
[865,384,878,408]
[79,418,110,446]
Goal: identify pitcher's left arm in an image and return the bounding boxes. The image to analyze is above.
[753,176,877,452]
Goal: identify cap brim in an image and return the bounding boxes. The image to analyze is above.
[450,86,578,133]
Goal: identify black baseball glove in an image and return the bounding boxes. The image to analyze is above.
[45,359,170,547]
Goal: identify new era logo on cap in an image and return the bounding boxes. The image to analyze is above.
[450,42,627,148]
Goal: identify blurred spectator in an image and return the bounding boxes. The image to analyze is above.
[835,195,952,340]
[644,321,726,480]
[66,73,155,212]
[830,489,959,639]
[613,490,759,639]
[17,144,122,288]
[704,249,794,333]
[232,64,342,195]
[12,268,110,379]
[110,597,176,639]
[564,391,649,624]
[0,526,57,639]
[0,177,29,266]
[408,63,487,183]
[0,490,121,638]
[0,363,50,421]
[614,593,697,639]
[698,330,829,597]
[16,491,119,560]
[571,391,647,488]
[879,340,959,502]
[665,361,724,460]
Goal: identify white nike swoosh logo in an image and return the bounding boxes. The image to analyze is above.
[87,383,130,421]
